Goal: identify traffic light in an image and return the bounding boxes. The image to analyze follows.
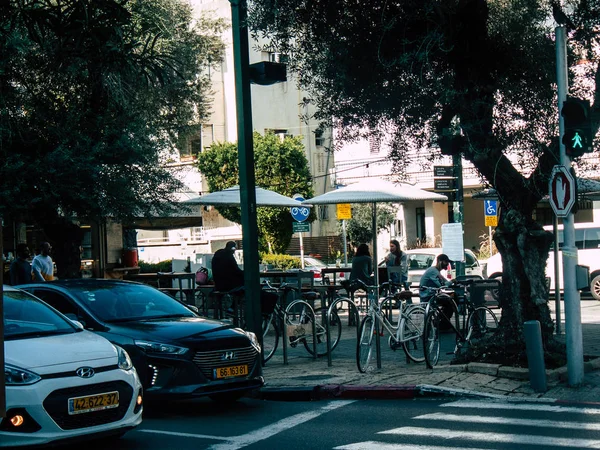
[561,97,593,158]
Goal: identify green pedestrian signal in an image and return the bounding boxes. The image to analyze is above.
[561,97,593,158]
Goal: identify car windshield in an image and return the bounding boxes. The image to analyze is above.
[3,290,77,340]
[67,283,197,322]
[406,253,437,270]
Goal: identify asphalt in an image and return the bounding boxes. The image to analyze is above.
[257,298,600,404]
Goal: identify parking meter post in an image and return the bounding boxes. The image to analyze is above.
[230,0,262,360]
[524,320,547,393]
[553,215,562,335]
[556,25,584,385]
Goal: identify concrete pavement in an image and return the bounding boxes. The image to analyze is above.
[257,299,600,404]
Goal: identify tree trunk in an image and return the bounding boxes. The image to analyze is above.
[461,207,565,367]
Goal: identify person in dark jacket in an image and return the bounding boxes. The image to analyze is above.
[211,241,244,292]
[350,243,373,286]
[10,243,32,285]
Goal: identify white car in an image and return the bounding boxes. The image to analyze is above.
[2,286,143,448]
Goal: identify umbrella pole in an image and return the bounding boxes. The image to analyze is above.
[372,202,382,369]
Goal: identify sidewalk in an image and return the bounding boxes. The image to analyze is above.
[258,299,600,404]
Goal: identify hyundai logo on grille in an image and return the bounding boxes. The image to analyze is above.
[76,367,95,378]
[221,351,235,361]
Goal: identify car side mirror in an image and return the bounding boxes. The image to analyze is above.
[64,313,86,329]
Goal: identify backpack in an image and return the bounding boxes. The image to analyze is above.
[195,267,209,285]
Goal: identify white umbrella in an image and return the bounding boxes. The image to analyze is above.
[184,185,304,207]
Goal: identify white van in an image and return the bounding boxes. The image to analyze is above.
[485,223,600,299]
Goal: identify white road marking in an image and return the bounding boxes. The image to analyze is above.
[334,443,491,450]
[415,412,600,430]
[380,426,600,448]
[138,400,355,449]
[441,399,600,415]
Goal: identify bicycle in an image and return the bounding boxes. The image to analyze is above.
[421,279,499,369]
[261,281,342,363]
[356,279,427,373]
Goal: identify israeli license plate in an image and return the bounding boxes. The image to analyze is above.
[68,391,119,415]
[214,364,248,379]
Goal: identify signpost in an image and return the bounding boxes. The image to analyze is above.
[484,200,498,256]
[336,204,351,265]
[291,195,310,268]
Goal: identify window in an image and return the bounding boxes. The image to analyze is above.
[191,139,202,156]
[465,252,477,268]
[318,205,329,220]
[584,228,600,249]
[202,124,214,150]
[31,290,80,317]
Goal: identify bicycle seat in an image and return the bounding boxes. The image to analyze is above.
[301,291,320,301]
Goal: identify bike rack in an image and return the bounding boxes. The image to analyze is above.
[326,297,360,367]
[283,299,317,365]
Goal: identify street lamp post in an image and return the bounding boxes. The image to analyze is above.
[229,0,262,359]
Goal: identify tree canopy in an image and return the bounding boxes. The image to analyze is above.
[341,203,396,249]
[196,132,314,253]
[250,0,600,364]
[0,0,225,224]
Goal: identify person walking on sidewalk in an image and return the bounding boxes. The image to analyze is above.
[32,242,55,281]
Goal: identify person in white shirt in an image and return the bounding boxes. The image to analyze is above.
[32,242,55,281]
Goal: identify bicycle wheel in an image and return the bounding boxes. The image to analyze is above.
[357,315,375,373]
[401,306,426,363]
[261,314,280,363]
[466,306,499,342]
[302,307,342,356]
[423,308,441,368]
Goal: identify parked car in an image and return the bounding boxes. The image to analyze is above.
[2,285,142,448]
[17,279,264,402]
[486,222,600,299]
[290,256,329,283]
[379,248,484,288]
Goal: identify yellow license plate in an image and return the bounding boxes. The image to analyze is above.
[214,365,248,379]
[68,391,119,415]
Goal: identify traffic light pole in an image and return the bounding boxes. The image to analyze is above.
[556,25,584,386]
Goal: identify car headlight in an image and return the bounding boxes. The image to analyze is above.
[244,331,261,353]
[114,345,134,370]
[135,340,188,355]
[5,365,41,385]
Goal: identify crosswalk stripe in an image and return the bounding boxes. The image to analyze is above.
[334,443,491,450]
[441,399,600,415]
[379,426,600,448]
[414,412,600,430]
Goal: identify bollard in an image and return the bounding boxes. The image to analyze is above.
[524,320,547,393]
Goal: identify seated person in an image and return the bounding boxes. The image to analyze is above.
[349,243,374,287]
[211,241,244,292]
[419,253,452,303]
[211,241,278,316]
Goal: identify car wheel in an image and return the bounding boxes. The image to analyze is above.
[209,392,246,403]
[489,274,502,300]
[591,274,600,300]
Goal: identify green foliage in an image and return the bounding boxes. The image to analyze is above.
[138,260,173,273]
[0,0,226,224]
[340,203,396,247]
[260,253,301,270]
[197,132,314,253]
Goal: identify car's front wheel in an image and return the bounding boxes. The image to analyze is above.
[591,274,600,300]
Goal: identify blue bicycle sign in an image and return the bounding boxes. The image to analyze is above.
[291,195,310,222]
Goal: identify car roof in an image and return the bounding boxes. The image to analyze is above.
[24,278,142,289]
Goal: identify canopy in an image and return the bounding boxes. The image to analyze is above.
[304,178,448,204]
[184,185,304,207]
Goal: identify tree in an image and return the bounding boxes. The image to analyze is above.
[249,0,600,364]
[341,203,396,249]
[0,0,226,277]
[196,132,314,253]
